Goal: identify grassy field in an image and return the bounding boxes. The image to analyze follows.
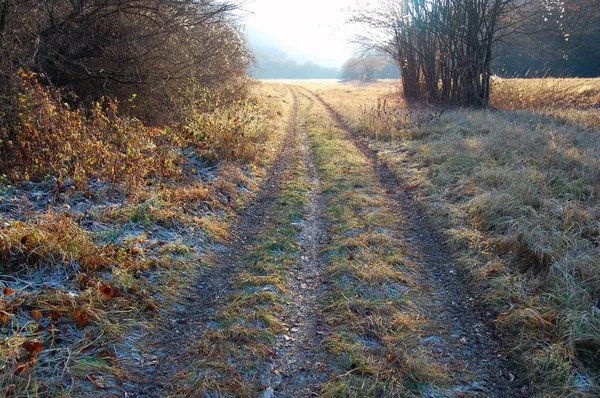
[0,80,291,396]
[2,75,599,397]
[307,77,600,396]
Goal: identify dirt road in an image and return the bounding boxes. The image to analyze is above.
[124,85,523,397]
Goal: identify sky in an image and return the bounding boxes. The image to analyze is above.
[242,0,359,68]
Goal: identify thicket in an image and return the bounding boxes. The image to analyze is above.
[0,0,250,119]
[0,0,258,185]
[497,0,600,77]
[352,0,515,106]
[351,0,599,105]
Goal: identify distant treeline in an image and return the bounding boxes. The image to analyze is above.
[342,55,400,82]
[251,59,341,80]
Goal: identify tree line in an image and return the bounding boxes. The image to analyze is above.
[349,0,599,106]
[0,0,250,122]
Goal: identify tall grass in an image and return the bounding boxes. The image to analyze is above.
[312,79,600,396]
[0,74,289,396]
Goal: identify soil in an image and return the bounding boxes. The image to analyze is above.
[123,88,303,396]
[261,90,330,397]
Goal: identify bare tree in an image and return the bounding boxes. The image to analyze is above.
[0,0,250,120]
[350,0,517,106]
[342,54,388,81]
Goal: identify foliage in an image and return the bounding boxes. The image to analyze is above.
[0,0,250,122]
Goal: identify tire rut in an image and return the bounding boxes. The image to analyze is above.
[125,88,301,397]
[262,90,330,397]
[303,87,525,397]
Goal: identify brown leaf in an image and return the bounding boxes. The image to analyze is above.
[87,374,107,389]
[30,310,43,321]
[143,302,159,314]
[20,235,29,245]
[1,311,8,324]
[3,287,14,295]
[81,344,96,353]
[14,362,29,375]
[72,309,89,328]
[48,310,61,321]
[22,340,42,355]
[99,284,114,299]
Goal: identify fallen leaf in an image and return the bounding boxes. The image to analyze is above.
[1,312,8,323]
[22,340,42,355]
[48,310,61,321]
[143,302,159,314]
[14,362,29,375]
[72,309,89,328]
[99,284,114,298]
[87,374,107,389]
[81,344,96,353]
[3,287,14,295]
[30,310,43,321]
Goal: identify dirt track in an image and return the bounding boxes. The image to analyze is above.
[123,84,524,397]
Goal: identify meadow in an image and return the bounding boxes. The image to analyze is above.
[1,75,599,397]
[306,77,600,396]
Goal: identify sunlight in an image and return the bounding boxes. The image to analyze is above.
[244,0,358,68]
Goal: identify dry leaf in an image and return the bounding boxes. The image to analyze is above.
[48,310,61,321]
[30,310,43,321]
[14,362,29,375]
[81,344,96,353]
[1,311,8,323]
[72,309,89,328]
[143,302,159,314]
[3,287,14,295]
[22,340,42,355]
[99,284,114,298]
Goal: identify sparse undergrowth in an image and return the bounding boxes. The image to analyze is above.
[312,79,600,396]
[0,79,291,396]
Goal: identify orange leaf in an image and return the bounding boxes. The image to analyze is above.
[3,287,14,295]
[48,310,61,321]
[72,309,89,328]
[30,310,43,321]
[14,362,29,375]
[99,284,114,298]
[1,312,8,324]
[22,340,42,355]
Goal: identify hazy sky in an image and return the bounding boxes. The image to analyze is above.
[242,0,358,68]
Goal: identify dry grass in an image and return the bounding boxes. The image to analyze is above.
[0,81,290,396]
[189,124,309,396]
[309,78,600,396]
[302,91,447,396]
[491,77,600,130]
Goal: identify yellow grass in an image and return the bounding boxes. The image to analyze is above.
[304,78,600,397]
